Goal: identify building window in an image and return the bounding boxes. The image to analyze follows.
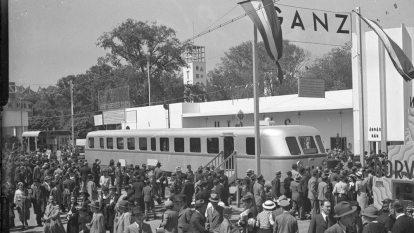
[190,138,201,153]
[99,138,104,149]
[127,137,135,150]
[117,137,124,150]
[196,66,199,71]
[139,137,147,151]
[200,67,203,71]
[207,137,219,154]
[315,135,325,153]
[201,75,203,78]
[246,137,255,155]
[160,137,169,151]
[174,138,184,152]
[107,138,113,149]
[196,74,199,78]
[285,137,301,155]
[88,138,94,149]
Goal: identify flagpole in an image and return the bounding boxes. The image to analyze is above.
[253,25,261,175]
[378,38,388,153]
[355,7,366,166]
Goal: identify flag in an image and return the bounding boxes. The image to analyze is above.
[239,0,284,82]
[355,12,414,81]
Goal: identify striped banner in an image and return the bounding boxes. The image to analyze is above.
[356,12,414,81]
[239,0,283,61]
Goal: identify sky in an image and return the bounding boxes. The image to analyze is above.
[9,0,414,88]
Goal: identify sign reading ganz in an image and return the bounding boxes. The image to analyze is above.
[274,5,351,44]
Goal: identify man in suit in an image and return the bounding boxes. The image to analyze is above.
[189,200,207,233]
[195,181,210,216]
[391,200,414,233]
[132,176,145,210]
[317,175,328,207]
[273,199,299,233]
[181,177,195,207]
[272,171,282,199]
[176,194,192,233]
[206,193,224,233]
[125,207,152,233]
[160,200,178,233]
[253,174,266,212]
[308,169,319,217]
[325,201,356,233]
[80,161,92,191]
[307,200,335,233]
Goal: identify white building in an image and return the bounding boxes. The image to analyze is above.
[182,45,207,86]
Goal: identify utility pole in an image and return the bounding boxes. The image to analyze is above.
[70,81,74,147]
[147,55,151,106]
[253,25,261,175]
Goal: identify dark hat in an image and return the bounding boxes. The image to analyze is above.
[382,198,392,204]
[275,171,281,175]
[246,169,254,174]
[311,169,318,176]
[194,200,204,207]
[257,174,264,180]
[118,200,128,208]
[174,194,186,202]
[131,206,143,216]
[361,206,378,218]
[333,201,357,218]
[88,174,93,179]
[209,193,220,202]
[88,201,100,209]
[241,193,253,202]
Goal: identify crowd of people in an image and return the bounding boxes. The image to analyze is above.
[1,149,414,233]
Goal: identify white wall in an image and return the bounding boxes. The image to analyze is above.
[3,110,29,127]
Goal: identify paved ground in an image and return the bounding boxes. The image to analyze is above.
[11,203,311,233]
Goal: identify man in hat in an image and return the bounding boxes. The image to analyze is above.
[377,198,395,233]
[80,161,92,191]
[206,193,224,233]
[325,201,357,233]
[239,193,257,233]
[87,173,98,201]
[31,178,47,226]
[79,190,92,232]
[308,169,319,217]
[189,200,207,233]
[272,171,282,200]
[125,207,152,233]
[132,175,145,210]
[361,205,386,233]
[391,200,414,233]
[176,194,192,233]
[308,200,336,233]
[114,200,132,233]
[195,181,210,215]
[115,161,123,196]
[256,200,276,232]
[273,198,298,233]
[87,200,105,233]
[253,174,266,212]
[160,200,178,233]
[317,175,329,208]
[355,171,369,210]
[181,175,195,207]
[62,172,75,211]
[290,175,301,217]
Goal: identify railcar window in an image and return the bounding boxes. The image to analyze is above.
[117,138,124,150]
[88,138,94,149]
[174,138,184,152]
[151,138,156,151]
[246,137,255,155]
[207,138,219,154]
[127,137,135,150]
[285,137,301,155]
[190,138,201,153]
[107,138,113,149]
[298,136,318,154]
[99,138,104,149]
[315,135,325,153]
[160,138,169,151]
[139,138,147,151]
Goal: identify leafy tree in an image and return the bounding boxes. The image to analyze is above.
[206,40,308,101]
[183,84,207,102]
[304,42,352,90]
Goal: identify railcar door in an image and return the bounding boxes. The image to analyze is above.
[223,136,234,169]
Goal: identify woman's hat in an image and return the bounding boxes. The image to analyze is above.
[361,206,378,218]
[118,200,128,208]
[88,201,100,209]
[209,193,220,202]
[262,200,276,210]
[333,201,357,218]
[274,195,290,204]
[164,200,174,208]
[193,200,204,207]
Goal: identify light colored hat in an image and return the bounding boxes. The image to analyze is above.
[262,200,276,210]
[164,200,174,207]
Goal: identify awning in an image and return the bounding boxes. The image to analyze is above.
[22,131,42,137]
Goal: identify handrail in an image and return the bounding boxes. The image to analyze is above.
[204,151,223,169]
[216,151,238,183]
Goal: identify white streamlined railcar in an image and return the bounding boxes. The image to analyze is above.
[85,125,326,180]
